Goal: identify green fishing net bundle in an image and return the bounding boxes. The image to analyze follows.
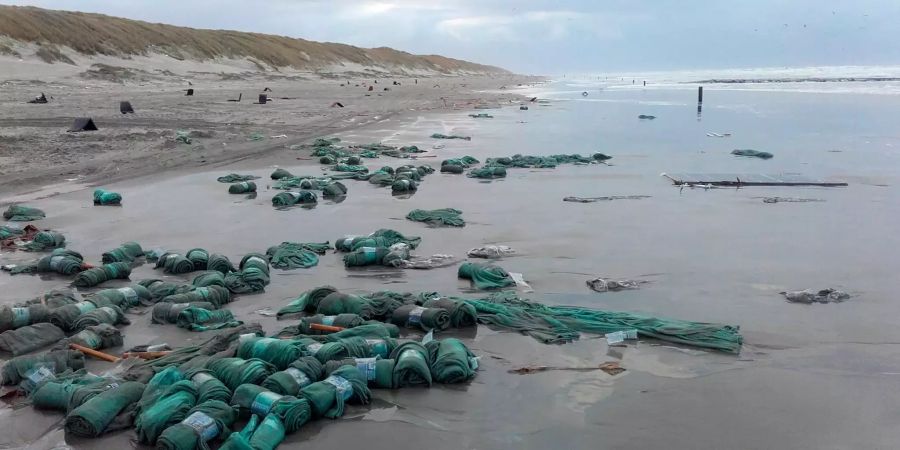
[261,357,324,396]
[64,380,145,437]
[156,399,238,450]
[66,323,124,350]
[208,253,237,274]
[406,208,465,227]
[231,384,311,432]
[422,297,478,327]
[224,254,270,294]
[390,342,432,387]
[87,285,150,309]
[272,191,317,207]
[9,249,84,275]
[315,292,375,319]
[135,379,198,444]
[0,322,65,355]
[468,166,507,179]
[29,370,105,411]
[270,168,294,180]
[323,324,401,345]
[324,357,395,389]
[72,305,130,332]
[3,205,45,221]
[334,229,421,251]
[184,369,233,404]
[219,413,285,450]
[228,181,256,194]
[0,303,51,332]
[425,338,478,383]
[156,252,195,274]
[217,174,259,183]
[152,302,217,324]
[300,365,370,419]
[276,285,338,318]
[49,301,102,331]
[92,189,122,205]
[101,242,144,263]
[293,314,367,335]
[139,279,195,301]
[458,262,515,290]
[431,133,470,140]
[265,242,327,269]
[192,271,225,288]
[21,230,66,251]
[206,358,276,391]
[161,286,233,309]
[236,336,304,370]
[390,304,450,331]
[72,262,131,288]
[184,248,209,270]
[391,179,418,193]
[177,307,243,331]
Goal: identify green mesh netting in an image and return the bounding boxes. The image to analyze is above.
[156,399,237,450]
[20,230,66,251]
[66,323,123,350]
[219,413,285,450]
[223,254,270,294]
[228,182,257,194]
[295,314,366,335]
[72,262,131,287]
[208,254,237,274]
[406,208,465,227]
[9,249,84,275]
[342,246,388,267]
[177,307,243,331]
[276,285,338,318]
[265,242,324,269]
[391,179,418,193]
[0,224,26,239]
[261,357,324,396]
[217,174,259,183]
[315,292,374,319]
[3,205,45,221]
[390,304,450,331]
[272,191,317,207]
[231,384,311,432]
[49,301,99,331]
[72,305,130,332]
[64,381,145,437]
[102,242,144,263]
[431,133,470,140]
[458,262,515,290]
[441,164,464,174]
[135,380,198,444]
[0,304,49,332]
[162,286,232,309]
[333,164,368,173]
[186,370,233,404]
[139,280,195,301]
[93,189,122,205]
[390,342,432,387]
[300,365,370,419]
[192,271,225,288]
[0,322,65,355]
[323,357,395,389]
[323,324,401,343]
[322,182,348,197]
[156,252,195,274]
[423,297,477,327]
[236,336,304,370]
[88,285,149,309]
[426,338,478,384]
[270,168,294,180]
[732,149,774,159]
[468,166,507,179]
[152,302,216,324]
[207,358,276,391]
[30,371,105,412]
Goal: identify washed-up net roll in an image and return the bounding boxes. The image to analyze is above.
[102,242,144,263]
[72,305,130,332]
[87,285,149,309]
[15,288,78,309]
[369,228,422,249]
[177,307,243,331]
[217,174,259,183]
[219,414,285,450]
[156,399,237,450]
[9,249,84,275]
[390,342,432,387]
[315,292,374,319]
[224,254,270,294]
[184,369,232,404]
[468,166,507,179]
[161,286,232,309]
[64,380,145,437]
[265,242,320,269]
[152,302,216,324]
[391,179,417,193]
[270,168,293,180]
[261,357,324,396]
[3,205,45,221]
[135,380,198,445]
[21,230,66,251]
[93,189,122,205]
[390,304,449,331]
[300,336,372,364]
[66,323,124,350]
[228,182,257,194]
[276,285,338,318]
[324,357,395,389]
[206,254,236,274]
[206,358,276,391]
[185,248,209,270]
[192,271,225,288]
[342,246,389,267]
[272,191,317,207]
[406,208,465,227]
[73,262,131,287]
[458,262,515,290]
[323,324,401,343]
[0,322,65,355]
[49,301,103,331]
[30,371,105,411]
[156,252,195,274]
[425,338,478,383]
[236,336,304,370]
[140,279,194,301]
[231,384,311,432]
[423,297,477,327]
[300,365,370,419]
[0,304,50,332]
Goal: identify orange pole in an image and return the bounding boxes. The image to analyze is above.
[310,323,345,333]
[70,343,120,362]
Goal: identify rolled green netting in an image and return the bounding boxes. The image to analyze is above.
[207,358,276,391]
[208,254,236,274]
[10,249,84,275]
[224,254,270,294]
[265,242,320,269]
[135,380,198,445]
[319,155,335,164]
[732,149,774,159]
[0,304,49,332]
[232,384,311,433]
[423,297,477,327]
[343,246,389,267]
[272,191,317,207]
[0,224,26,239]
[16,288,78,309]
[333,164,368,173]
[140,280,194,301]
[162,286,232,308]
[217,174,259,183]
[20,230,66,251]
[102,242,144,263]
[177,307,243,331]
[3,205,45,221]
[0,350,84,386]
[186,370,232,404]
[391,179,418,193]
[156,399,237,450]
[185,248,209,270]
[323,357,395,389]
[219,414,285,450]
[345,156,361,165]
[152,302,216,324]
[324,324,401,343]
[458,262,515,290]
[72,305,130,332]
[371,228,421,248]
[431,133,470,140]
[192,271,225,288]
[316,292,374,319]
[468,166,507,179]
[236,336,304,370]
[72,262,131,287]
[426,338,478,384]
[30,371,105,411]
[0,322,65,355]
[271,168,294,180]
[366,170,394,185]
[322,182,348,197]
[67,323,123,350]
[301,336,372,364]
[300,365,370,419]
[276,285,338,318]
[441,164,464,174]
[49,301,99,331]
[156,252,195,274]
[93,189,122,205]
[87,285,150,309]
[390,304,450,331]
[228,182,257,194]
[261,357,324,396]
[390,342,432,387]
[407,208,465,227]
[64,381,145,437]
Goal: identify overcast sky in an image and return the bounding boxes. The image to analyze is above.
[6,0,900,74]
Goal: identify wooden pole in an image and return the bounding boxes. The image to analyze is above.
[70,343,121,363]
[698,86,704,103]
[309,323,346,333]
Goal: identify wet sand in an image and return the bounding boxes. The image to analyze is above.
[2,81,900,449]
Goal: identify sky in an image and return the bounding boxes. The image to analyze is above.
[5,0,900,74]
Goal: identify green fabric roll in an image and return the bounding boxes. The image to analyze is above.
[302,336,372,364]
[30,371,105,411]
[732,149,774,159]
[219,414,285,450]
[441,164,464,174]
[161,286,232,309]
[431,133,470,140]
[72,305,130,332]
[93,189,122,205]
[177,307,242,331]
[64,381,145,437]
[87,285,149,309]
[223,254,270,294]
[0,322,65,355]
[0,304,49,332]
[390,304,450,331]
[73,262,131,287]
[139,280,194,301]
[192,271,225,288]
[390,342,432,387]
[322,182,348,197]
[458,262,515,290]
[21,230,66,251]
[156,252,195,274]
[261,357,324,396]
[3,205,45,221]
[345,156,361,165]
[152,302,216,324]
[102,242,144,263]
[206,358,276,391]
[425,338,478,384]
[231,384,311,433]
[323,357,395,389]
[272,191,317,206]
[316,292,374,319]
[10,248,84,275]
[298,314,366,334]
[186,248,209,270]
[468,166,507,179]
[265,242,319,269]
[370,228,422,249]
[270,168,293,180]
[67,323,124,350]
[406,208,465,227]
[323,323,401,343]
[156,399,237,450]
[333,164,368,173]
[300,365,370,419]
[0,224,26,239]
[236,337,304,370]
[135,380,198,444]
[276,285,338,318]
[185,370,232,404]
[423,297,478,327]
[228,182,257,194]
[217,174,259,183]
[342,246,389,267]
[49,301,98,331]
[391,179,418,193]
[319,155,335,164]
[15,288,78,309]
[207,254,237,274]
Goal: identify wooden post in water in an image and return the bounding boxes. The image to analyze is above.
[698,86,704,103]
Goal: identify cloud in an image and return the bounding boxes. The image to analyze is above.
[437,10,616,43]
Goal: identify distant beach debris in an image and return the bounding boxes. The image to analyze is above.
[468,113,493,119]
[760,197,825,204]
[27,93,48,104]
[732,149,773,159]
[781,288,850,304]
[331,102,344,108]
[688,76,900,84]
[431,133,471,140]
[227,93,242,102]
[706,132,731,137]
[184,88,194,96]
[68,117,97,132]
[519,106,528,110]
[638,114,656,120]
[563,195,650,203]
[582,91,588,96]
[661,172,848,187]
[119,101,134,114]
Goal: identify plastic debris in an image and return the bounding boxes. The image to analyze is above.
[781,288,850,304]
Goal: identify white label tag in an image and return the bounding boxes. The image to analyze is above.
[306,343,324,355]
[183,411,219,442]
[408,306,426,326]
[250,390,282,416]
[285,367,311,388]
[323,375,353,401]
[355,358,377,381]
[116,287,138,305]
